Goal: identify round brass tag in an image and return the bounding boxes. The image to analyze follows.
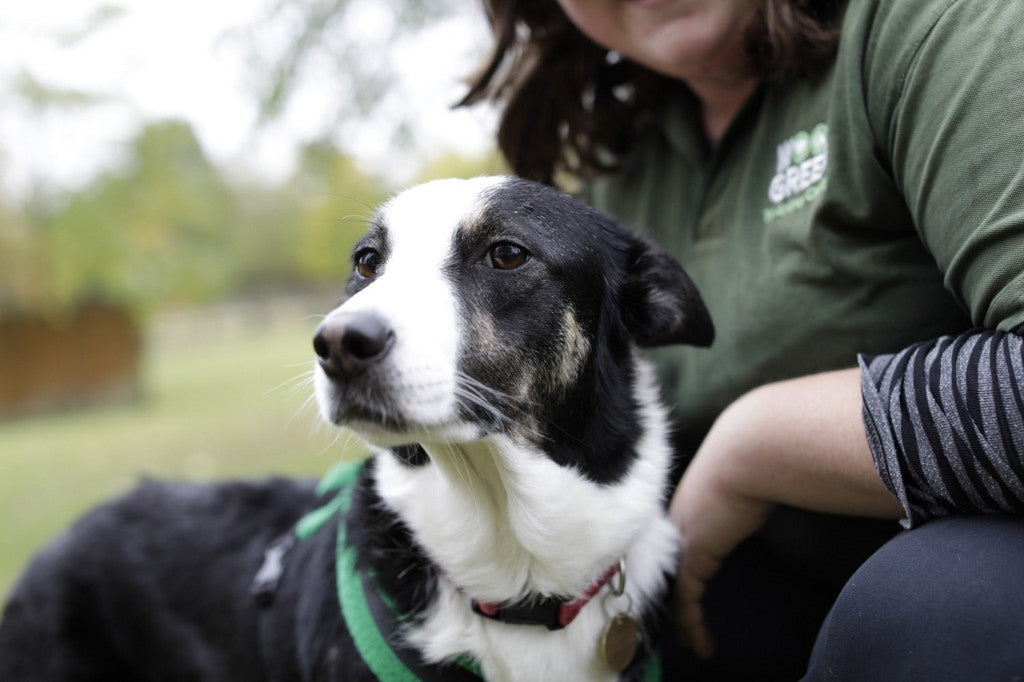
[600,613,639,672]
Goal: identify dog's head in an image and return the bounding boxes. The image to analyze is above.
[313,177,712,475]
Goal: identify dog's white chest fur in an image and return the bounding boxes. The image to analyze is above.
[373,362,679,681]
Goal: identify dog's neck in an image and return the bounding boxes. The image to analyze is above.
[370,360,679,680]
[378,437,629,600]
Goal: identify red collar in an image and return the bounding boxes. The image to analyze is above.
[471,561,623,631]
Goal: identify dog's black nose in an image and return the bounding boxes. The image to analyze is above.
[313,314,394,377]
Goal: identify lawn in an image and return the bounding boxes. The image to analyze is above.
[0,298,368,602]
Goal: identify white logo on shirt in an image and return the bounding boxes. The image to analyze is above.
[764,123,828,223]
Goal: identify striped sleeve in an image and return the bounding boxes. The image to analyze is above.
[859,328,1024,528]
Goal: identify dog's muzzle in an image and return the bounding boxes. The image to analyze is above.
[313,313,395,378]
[312,305,467,440]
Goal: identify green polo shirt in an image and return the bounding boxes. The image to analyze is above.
[587,0,1024,436]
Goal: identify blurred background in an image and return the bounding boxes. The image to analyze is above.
[0,0,503,601]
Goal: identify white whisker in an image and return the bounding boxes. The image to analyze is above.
[265,369,316,398]
[287,389,321,430]
[454,373,515,424]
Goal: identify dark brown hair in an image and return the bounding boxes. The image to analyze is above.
[458,0,843,185]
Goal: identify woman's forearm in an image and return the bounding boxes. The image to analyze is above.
[718,368,903,518]
[668,367,901,658]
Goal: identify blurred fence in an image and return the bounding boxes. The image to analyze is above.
[0,302,141,419]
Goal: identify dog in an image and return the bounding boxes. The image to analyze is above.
[0,176,713,681]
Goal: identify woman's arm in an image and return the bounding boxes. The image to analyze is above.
[671,328,1024,656]
[669,368,902,657]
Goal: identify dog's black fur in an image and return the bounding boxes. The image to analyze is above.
[0,177,713,681]
[0,466,443,680]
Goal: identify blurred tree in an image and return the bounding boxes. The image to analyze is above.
[414,148,508,185]
[3,122,503,316]
[29,121,396,310]
[11,70,107,110]
[245,0,461,122]
[53,4,128,47]
[239,0,485,162]
[288,139,386,284]
[227,181,305,292]
[0,199,47,314]
[0,5,121,197]
[224,142,386,293]
[0,0,503,315]
[43,120,238,310]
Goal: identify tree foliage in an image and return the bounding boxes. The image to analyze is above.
[0,118,500,316]
[0,1,500,317]
[243,0,464,125]
[42,121,238,309]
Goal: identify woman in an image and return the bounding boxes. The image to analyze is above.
[460,1,1024,679]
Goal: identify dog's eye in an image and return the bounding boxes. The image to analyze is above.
[487,242,529,270]
[354,249,382,279]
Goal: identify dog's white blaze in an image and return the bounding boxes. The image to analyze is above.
[376,359,679,682]
[316,177,505,441]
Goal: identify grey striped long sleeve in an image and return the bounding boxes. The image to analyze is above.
[860,328,1024,528]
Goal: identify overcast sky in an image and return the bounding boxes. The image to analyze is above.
[0,1,495,197]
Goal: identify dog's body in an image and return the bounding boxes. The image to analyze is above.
[0,177,713,681]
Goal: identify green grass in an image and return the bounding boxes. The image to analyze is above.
[0,306,368,602]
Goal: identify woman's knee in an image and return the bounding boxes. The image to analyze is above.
[805,516,1024,680]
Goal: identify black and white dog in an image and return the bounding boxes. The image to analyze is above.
[0,177,713,681]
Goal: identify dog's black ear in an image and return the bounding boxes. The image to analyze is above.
[621,238,714,348]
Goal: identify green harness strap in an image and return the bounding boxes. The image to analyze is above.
[295,460,663,682]
[297,461,438,681]
[296,461,483,681]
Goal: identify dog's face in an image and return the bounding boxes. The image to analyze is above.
[313,177,712,470]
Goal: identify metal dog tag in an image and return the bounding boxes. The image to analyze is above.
[600,612,639,672]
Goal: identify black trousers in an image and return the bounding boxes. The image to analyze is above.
[804,515,1024,681]
[663,508,899,680]
[664,513,1024,680]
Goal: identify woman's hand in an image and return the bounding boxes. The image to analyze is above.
[668,368,903,658]
[670,439,773,659]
